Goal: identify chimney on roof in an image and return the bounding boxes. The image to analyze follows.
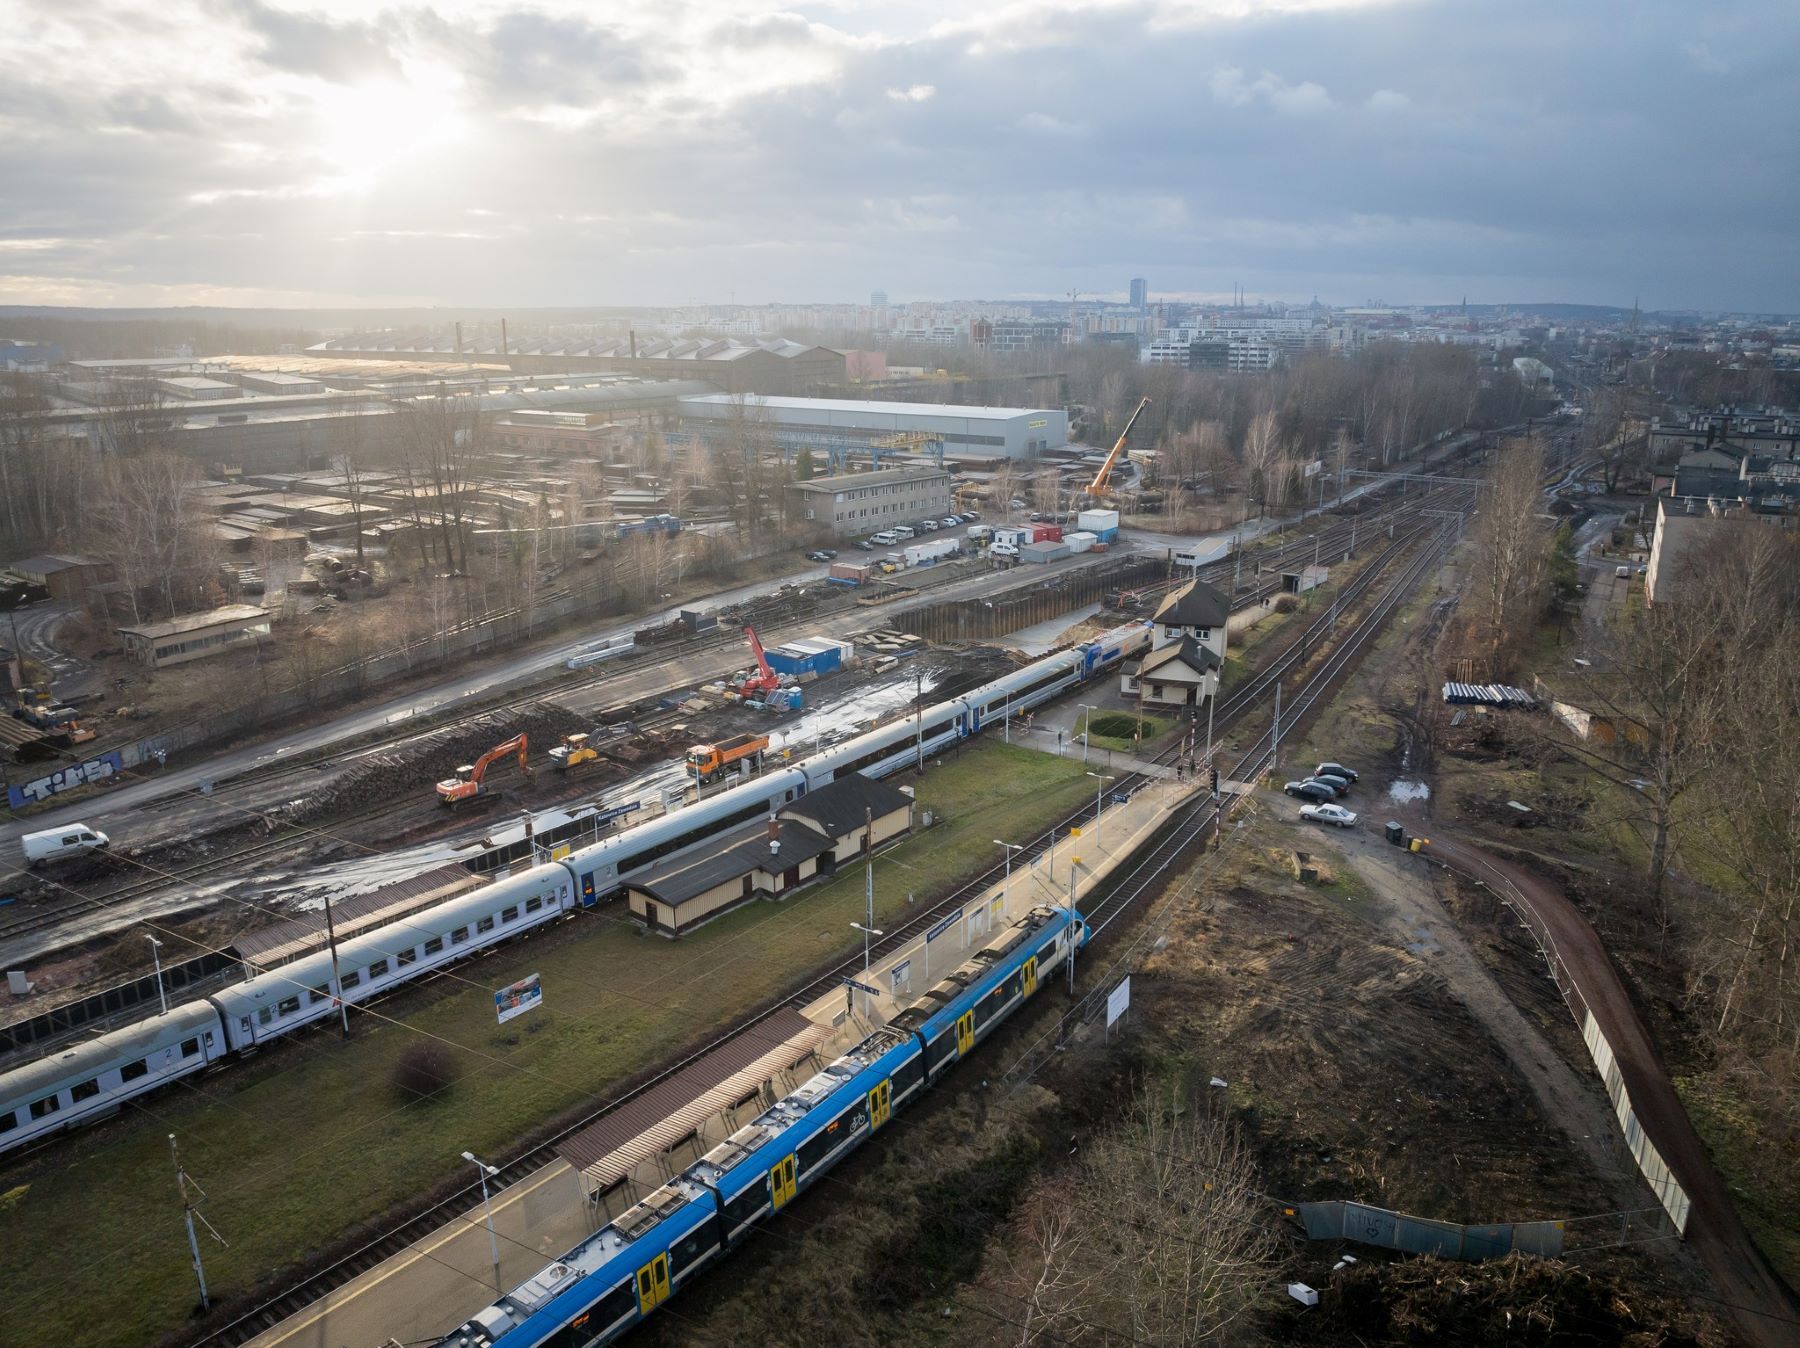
[523,812,534,842]
[768,815,780,855]
[629,329,638,359]
[500,319,510,360]
[455,321,464,357]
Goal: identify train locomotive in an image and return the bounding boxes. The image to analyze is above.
[0,623,1145,1154]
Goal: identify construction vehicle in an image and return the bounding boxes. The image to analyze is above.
[548,732,601,773]
[1085,396,1151,500]
[436,733,531,808]
[685,733,769,783]
[731,627,782,702]
[13,687,76,731]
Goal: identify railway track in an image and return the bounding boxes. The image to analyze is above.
[179,504,1462,1348]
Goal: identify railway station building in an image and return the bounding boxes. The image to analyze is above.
[1122,577,1229,708]
[624,775,914,936]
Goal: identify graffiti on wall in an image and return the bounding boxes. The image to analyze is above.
[8,750,124,811]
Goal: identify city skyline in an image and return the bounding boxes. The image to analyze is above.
[2,0,1796,313]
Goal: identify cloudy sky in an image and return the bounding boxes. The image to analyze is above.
[2,0,1796,312]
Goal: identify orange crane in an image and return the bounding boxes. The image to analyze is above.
[1086,396,1151,498]
[436,733,531,808]
[733,627,781,701]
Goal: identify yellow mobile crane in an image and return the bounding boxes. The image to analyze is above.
[1085,396,1151,501]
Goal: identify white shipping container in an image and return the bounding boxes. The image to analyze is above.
[903,538,958,566]
[1078,508,1120,533]
[1064,531,1097,553]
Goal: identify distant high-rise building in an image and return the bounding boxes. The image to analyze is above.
[1130,278,1148,310]
[871,290,888,309]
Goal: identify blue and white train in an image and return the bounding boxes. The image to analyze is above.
[438,903,1087,1348]
[0,623,1147,1156]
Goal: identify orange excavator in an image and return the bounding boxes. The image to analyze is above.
[436,733,532,808]
[732,627,782,702]
[1085,395,1151,500]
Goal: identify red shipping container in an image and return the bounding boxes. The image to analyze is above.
[1030,524,1063,543]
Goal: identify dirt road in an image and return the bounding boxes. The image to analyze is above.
[1425,829,1800,1348]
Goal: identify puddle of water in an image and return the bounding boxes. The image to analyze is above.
[1387,779,1431,804]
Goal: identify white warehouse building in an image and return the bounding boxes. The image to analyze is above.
[677,393,1067,459]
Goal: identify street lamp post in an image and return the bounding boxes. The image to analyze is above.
[147,935,167,1016]
[1086,773,1115,845]
[850,922,883,974]
[1077,703,1096,766]
[994,839,1024,904]
[461,1152,503,1292]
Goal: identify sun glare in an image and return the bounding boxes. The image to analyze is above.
[312,66,464,191]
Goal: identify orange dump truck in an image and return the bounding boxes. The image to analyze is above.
[685,732,768,782]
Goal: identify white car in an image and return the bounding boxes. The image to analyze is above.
[990,542,1019,558]
[1299,803,1358,828]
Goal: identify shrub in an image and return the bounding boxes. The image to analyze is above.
[393,1039,461,1100]
[1274,593,1300,613]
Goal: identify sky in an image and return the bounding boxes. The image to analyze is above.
[1,0,1796,313]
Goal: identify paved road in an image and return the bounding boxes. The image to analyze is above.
[4,601,96,698]
[1424,829,1800,1348]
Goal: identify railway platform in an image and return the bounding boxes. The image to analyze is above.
[245,776,1203,1348]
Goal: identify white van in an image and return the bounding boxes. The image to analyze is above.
[892,525,916,540]
[22,823,110,867]
[990,542,1020,558]
[870,530,900,545]
[966,524,993,542]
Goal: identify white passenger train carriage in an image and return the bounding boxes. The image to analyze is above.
[559,768,809,906]
[0,1002,227,1150]
[209,865,573,1051]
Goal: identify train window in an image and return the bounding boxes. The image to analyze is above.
[258,1008,274,1026]
[71,1079,100,1103]
[397,948,418,967]
[309,987,328,1005]
[501,905,519,923]
[277,997,300,1016]
[0,1111,16,1133]
[425,937,445,954]
[525,895,544,914]
[368,959,390,978]
[181,1037,201,1057]
[340,971,361,990]
[476,916,495,934]
[30,1095,61,1119]
[121,1059,148,1082]
[451,927,470,945]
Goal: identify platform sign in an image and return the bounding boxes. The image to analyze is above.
[926,907,963,943]
[1105,976,1131,1029]
[496,973,543,1025]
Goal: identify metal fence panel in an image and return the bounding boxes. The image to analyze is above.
[1461,1223,1516,1259]
[1512,1221,1566,1257]
[1394,1213,1466,1258]
[1341,1201,1400,1249]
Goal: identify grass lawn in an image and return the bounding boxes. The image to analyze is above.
[0,741,1095,1348]
[1075,709,1172,754]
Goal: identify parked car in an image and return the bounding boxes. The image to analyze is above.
[990,542,1020,558]
[805,549,838,562]
[1299,803,1358,828]
[917,519,940,531]
[853,539,874,551]
[1312,772,1352,794]
[939,516,961,529]
[961,510,981,521]
[1027,511,1043,522]
[1008,497,1028,510]
[892,525,916,540]
[1315,761,1358,783]
[872,530,901,544]
[1302,776,1350,798]
[1284,780,1335,803]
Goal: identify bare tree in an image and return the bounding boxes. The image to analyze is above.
[999,1091,1277,1346]
[1241,409,1282,517]
[1467,435,1550,668]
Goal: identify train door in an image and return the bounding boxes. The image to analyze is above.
[955,1011,975,1056]
[1021,956,1039,998]
[868,1079,891,1131]
[769,1154,797,1210]
[635,1253,670,1314]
